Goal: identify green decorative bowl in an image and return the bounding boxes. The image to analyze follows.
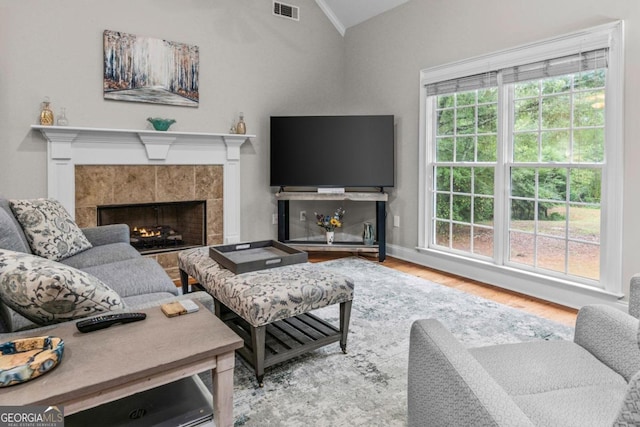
[147,117,176,131]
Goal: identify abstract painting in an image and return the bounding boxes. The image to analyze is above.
[103,30,199,107]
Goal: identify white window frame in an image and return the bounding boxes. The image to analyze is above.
[418,21,624,298]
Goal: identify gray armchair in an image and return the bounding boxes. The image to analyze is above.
[408,304,640,426]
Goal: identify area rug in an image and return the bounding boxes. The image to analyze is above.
[226,257,574,426]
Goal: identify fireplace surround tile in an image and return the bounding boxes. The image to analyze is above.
[196,165,223,200]
[207,199,223,246]
[157,165,196,202]
[76,207,97,228]
[112,165,157,204]
[75,166,115,207]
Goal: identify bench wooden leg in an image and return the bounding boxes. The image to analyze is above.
[214,299,223,319]
[251,325,267,387]
[340,300,352,354]
[179,269,190,294]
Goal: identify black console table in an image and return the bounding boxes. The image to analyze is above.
[276,192,387,262]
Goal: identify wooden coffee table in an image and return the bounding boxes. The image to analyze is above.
[0,301,243,427]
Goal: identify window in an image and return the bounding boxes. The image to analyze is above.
[419,22,623,295]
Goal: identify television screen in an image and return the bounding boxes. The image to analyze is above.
[270,115,395,188]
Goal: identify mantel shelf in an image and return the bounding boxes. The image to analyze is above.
[31,125,255,140]
[31,125,254,162]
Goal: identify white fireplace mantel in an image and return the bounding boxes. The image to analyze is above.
[32,125,255,244]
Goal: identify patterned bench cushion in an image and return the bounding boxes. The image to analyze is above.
[178,247,354,327]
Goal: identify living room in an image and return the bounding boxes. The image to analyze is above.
[1,0,640,425]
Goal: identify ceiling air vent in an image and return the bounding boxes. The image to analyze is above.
[273,1,299,21]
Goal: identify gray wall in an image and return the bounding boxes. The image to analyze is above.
[343,0,640,298]
[0,0,345,240]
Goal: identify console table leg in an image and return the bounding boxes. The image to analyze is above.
[213,351,236,427]
[339,300,352,353]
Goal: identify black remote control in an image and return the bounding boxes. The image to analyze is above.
[76,312,147,333]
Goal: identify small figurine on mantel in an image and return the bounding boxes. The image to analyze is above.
[39,97,54,126]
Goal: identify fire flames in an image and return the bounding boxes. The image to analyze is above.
[133,226,161,238]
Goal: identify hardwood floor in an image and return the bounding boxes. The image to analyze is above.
[308,252,578,327]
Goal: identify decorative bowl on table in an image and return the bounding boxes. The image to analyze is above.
[147,117,176,131]
[0,336,64,387]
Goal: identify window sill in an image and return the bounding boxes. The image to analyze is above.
[387,244,626,311]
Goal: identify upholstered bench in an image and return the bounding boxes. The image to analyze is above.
[178,246,354,385]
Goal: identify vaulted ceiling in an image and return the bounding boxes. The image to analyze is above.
[315,0,410,36]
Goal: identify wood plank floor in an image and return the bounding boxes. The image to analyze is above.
[307,252,578,327]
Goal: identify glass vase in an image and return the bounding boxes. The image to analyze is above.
[363,222,375,245]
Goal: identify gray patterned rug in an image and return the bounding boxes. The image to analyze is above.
[224,257,574,426]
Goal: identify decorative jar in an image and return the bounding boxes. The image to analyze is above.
[235,112,246,135]
[39,97,54,126]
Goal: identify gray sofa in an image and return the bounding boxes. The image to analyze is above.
[408,303,640,426]
[0,196,213,335]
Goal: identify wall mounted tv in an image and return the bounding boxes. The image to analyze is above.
[270,115,395,189]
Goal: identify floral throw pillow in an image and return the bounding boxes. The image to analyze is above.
[9,198,92,261]
[0,249,126,325]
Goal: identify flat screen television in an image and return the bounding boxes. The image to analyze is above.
[270,115,395,189]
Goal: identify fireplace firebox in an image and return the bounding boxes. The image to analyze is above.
[97,201,206,255]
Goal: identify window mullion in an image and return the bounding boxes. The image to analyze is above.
[424,96,436,249]
[493,78,510,265]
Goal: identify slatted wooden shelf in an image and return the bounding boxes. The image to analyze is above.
[217,303,342,370]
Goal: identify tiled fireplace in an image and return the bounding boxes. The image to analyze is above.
[33,125,252,279]
[74,164,222,277]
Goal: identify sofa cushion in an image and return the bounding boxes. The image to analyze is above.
[9,198,92,261]
[0,207,30,253]
[59,243,141,270]
[470,340,626,395]
[0,197,30,253]
[82,257,178,298]
[512,384,628,427]
[0,249,126,325]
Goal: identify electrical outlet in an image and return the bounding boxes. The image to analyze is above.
[300,210,306,221]
[393,215,400,228]
[272,213,278,225]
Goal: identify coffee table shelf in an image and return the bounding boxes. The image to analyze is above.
[216,301,345,371]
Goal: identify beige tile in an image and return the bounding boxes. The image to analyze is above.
[113,165,157,204]
[145,251,181,280]
[75,166,114,207]
[156,251,179,270]
[75,207,97,228]
[207,234,224,246]
[195,165,223,200]
[207,199,223,237]
[165,267,181,282]
[157,165,195,202]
